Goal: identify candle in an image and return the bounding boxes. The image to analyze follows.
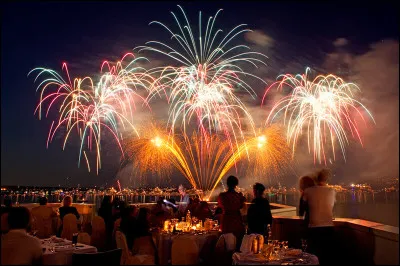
[164,220,170,232]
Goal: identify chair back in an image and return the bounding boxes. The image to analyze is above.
[61,213,78,240]
[32,214,54,239]
[112,218,121,249]
[215,233,237,265]
[1,213,9,234]
[77,232,91,245]
[72,248,122,265]
[115,230,130,265]
[91,216,106,251]
[171,236,199,265]
[132,236,156,263]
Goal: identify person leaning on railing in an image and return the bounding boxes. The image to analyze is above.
[302,168,336,265]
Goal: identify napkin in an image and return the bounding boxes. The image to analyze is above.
[240,234,256,253]
[286,249,302,256]
[234,252,266,263]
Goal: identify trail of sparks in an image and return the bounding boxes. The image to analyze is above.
[136,5,267,149]
[30,53,154,173]
[264,67,375,164]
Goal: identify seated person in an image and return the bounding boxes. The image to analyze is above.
[58,196,80,236]
[1,207,43,265]
[112,199,126,222]
[165,198,179,219]
[184,197,200,216]
[247,183,273,235]
[213,207,223,224]
[98,196,113,249]
[31,197,57,238]
[59,195,80,221]
[151,198,168,227]
[193,201,212,222]
[134,208,151,239]
[119,206,137,251]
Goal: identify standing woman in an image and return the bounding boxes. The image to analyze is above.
[218,175,246,250]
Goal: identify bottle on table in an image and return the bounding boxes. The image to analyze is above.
[186,210,191,226]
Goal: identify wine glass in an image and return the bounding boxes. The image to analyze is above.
[283,241,289,250]
[301,239,307,252]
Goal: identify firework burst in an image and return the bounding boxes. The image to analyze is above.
[264,67,375,164]
[30,53,153,173]
[136,5,267,147]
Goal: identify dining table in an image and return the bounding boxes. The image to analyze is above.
[40,237,97,265]
[152,230,221,265]
[232,249,319,265]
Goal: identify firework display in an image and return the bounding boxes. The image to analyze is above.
[136,5,267,147]
[30,53,154,173]
[31,6,374,195]
[264,67,375,164]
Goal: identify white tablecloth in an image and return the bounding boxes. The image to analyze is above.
[153,231,220,265]
[232,250,319,265]
[41,238,97,265]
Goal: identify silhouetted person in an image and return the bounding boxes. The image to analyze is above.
[119,206,138,250]
[1,196,13,215]
[218,175,246,250]
[58,195,80,236]
[59,195,80,221]
[298,176,315,227]
[31,197,57,238]
[1,207,43,265]
[247,183,273,235]
[213,207,223,224]
[4,196,13,208]
[98,196,113,249]
[194,201,213,222]
[134,208,151,239]
[303,168,336,265]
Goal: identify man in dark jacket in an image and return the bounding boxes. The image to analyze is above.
[247,183,273,235]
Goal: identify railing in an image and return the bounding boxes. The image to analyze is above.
[271,215,399,265]
[18,202,398,264]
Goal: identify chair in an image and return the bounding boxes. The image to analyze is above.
[215,233,237,265]
[31,214,54,239]
[132,236,156,264]
[61,214,78,240]
[112,218,121,248]
[71,248,122,265]
[77,232,91,245]
[171,236,199,265]
[91,216,106,251]
[115,231,155,265]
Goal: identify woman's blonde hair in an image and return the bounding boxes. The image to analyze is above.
[63,195,72,206]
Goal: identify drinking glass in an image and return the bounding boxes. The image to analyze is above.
[72,233,78,246]
[49,242,55,253]
[283,241,289,250]
[301,239,307,252]
[32,230,38,237]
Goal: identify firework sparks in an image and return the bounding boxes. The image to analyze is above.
[125,124,291,200]
[30,53,153,173]
[208,125,292,198]
[264,67,375,164]
[136,5,267,146]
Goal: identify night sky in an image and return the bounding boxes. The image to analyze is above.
[1,2,398,187]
